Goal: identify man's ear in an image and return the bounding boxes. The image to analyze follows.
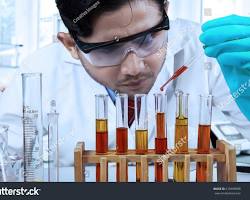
[57,32,79,59]
[164,0,169,13]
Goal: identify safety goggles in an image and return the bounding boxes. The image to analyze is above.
[73,10,170,67]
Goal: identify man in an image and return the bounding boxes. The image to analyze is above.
[0,0,250,167]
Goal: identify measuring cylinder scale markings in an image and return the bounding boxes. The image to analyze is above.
[154,93,168,182]
[95,95,109,182]
[196,95,213,182]
[135,94,148,182]
[22,73,44,182]
[174,91,189,182]
[116,94,128,182]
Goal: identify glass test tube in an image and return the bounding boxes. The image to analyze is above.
[154,93,168,182]
[196,95,212,182]
[47,100,59,182]
[95,95,108,182]
[22,73,44,182]
[173,91,189,182]
[116,94,128,182]
[135,94,148,182]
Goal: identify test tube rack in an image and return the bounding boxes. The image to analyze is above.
[74,140,236,182]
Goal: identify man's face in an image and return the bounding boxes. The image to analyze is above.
[74,1,167,98]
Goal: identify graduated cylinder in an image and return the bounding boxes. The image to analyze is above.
[22,73,44,182]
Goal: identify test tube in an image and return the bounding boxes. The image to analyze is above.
[47,100,59,182]
[173,91,189,182]
[196,95,212,182]
[116,94,128,182]
[22,73,44,182]
[135,94,148,182]
[154,93,168,182]
[95,95,108,182]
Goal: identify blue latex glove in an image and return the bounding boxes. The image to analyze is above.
[199,15,250,121]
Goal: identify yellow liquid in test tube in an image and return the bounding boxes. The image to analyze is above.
[174,117,188,182]
[136,129,148,182]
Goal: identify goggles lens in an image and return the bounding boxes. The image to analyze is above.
[79,31,167,67]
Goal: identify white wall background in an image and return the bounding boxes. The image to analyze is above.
[1,0,250,91]
[168,0,203,23]
[15,0,39,61]
[168,0,250,23]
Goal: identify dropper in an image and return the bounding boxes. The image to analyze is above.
[160,53,203,92]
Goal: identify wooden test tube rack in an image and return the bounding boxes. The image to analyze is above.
[74,140,236,182]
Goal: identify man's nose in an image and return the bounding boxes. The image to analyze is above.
[120,52,145,76]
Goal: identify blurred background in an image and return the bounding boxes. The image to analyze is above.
[0,0,250,91]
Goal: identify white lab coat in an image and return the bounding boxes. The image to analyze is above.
[0,19,250,166]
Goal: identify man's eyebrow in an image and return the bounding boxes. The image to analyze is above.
[101,17,162,43]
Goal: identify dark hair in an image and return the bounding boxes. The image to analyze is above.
[56,0,165,38]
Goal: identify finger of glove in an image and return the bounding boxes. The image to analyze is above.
[200,25,250,46]
[204,37,250,58]
[218,51,250,70]
[202,15,250,31]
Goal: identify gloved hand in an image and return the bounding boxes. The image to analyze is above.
[199,15,250,121]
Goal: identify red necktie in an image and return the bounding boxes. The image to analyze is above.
[128,100,135,127]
